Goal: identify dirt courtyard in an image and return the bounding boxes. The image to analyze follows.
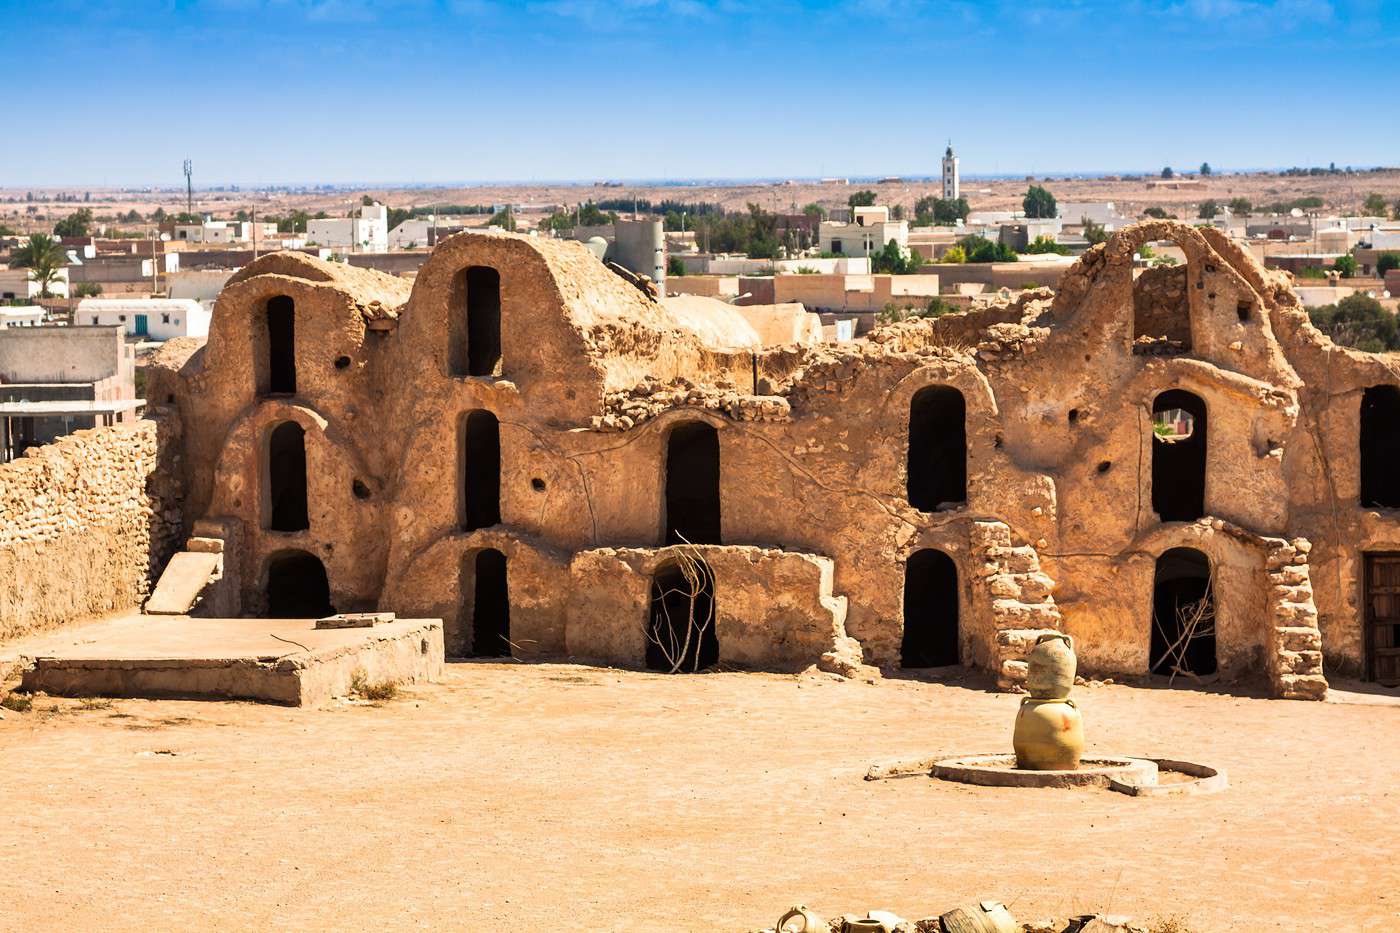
[1,665,1397,931]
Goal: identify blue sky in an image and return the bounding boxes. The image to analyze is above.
[4,0,1397,185]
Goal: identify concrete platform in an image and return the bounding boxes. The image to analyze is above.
[11,614,444,705]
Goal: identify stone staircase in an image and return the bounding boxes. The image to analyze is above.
[145,518,239,617]
[971,521,1064,690]
[1264,536,1328,700]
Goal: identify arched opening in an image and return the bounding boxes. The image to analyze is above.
[1151,389,1207,522]
[1360,385,1400,508]
[461,410,501,531]
[267,421,309,532]
[646,557,718,673]
[901,548,959,668]
[266,295,296,394]
[1150,546,1216,678]
[469,548,511,658]
[449,265,502,377]
[907,386,966,512]
[1132,264,1191,353]
[664,421,721,545]
[265,550,332,618]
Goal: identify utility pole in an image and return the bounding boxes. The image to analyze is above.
[183,159,193,216]
[252,203,259,261]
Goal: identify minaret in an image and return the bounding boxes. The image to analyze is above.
[942,142,960,200]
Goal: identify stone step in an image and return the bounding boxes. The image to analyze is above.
[145,551,222,615]
[1277,673,1328,701]
[186,536,224,554]
[992,598,1062,628]
[1277,625,1322,652]
[994,627,1061,652]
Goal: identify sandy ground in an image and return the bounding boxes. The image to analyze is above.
[2,665,1398,932]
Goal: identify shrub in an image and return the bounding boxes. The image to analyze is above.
[349,670,400,702]
[1308,293,1400,352]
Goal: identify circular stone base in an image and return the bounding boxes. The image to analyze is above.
[932,755,1157,788]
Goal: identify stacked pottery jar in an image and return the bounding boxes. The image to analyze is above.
[1012,633,1085,770]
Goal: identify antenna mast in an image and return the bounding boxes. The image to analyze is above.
[183,159,193,215]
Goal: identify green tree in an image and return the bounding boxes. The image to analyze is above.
[387,206,413,230]
[1082,218,1110,246]
[10,233,68,297]
[1308,293,1400,352]
[890,204,905,221]
[1334,254,1359,277]
[488,207,517,231]
[871,239,923,274]
[1143,206,1176,220]
[1025,235,1069,255]
[151,207,167,222]
[1227,197,1252,216]
[667,255,685,277]
[802,203,826,219]
[1393,199,1400,221]
[957,234,1018,263]
[847,189,877,208]
[1022,185,1057,219]
[1198,200,1220,220]
[0,223,17,236]
[361,194,375,206]
[1161,166,1175,179]
[1376,252,1400,277]
[1363,193,1388,215]
[1200,162,1213,176]
[53,208,94,238]
[940,245,967,264]
[915,195,970,226]
[72,282,103,297]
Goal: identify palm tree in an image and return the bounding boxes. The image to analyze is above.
[10,233,68,297]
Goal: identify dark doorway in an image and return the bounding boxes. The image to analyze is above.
[1360,385,1400,508]
[1151,389,1207,522]
[449,266,502,377]
[265,550,332,618]
[907,386,966,512]
[470,548,511,657]
[901,548,960,667]
[268,421,309,531]
[461,410,501,531]
[664,422,721,545]
[1150,547,1216,677]
[646,558,718,673]
[266,295,296,394]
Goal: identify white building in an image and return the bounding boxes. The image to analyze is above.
[1059,202,1124,228]
[75,298,211,341]
[388,217,444,250]
[819,217,909,258]
[0,305,45,327]
[307,203,389,253]
[0,267,68,300]
[942,143,960,200]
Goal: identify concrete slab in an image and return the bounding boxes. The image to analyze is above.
[12,614,443,705]
[145,551,222,614]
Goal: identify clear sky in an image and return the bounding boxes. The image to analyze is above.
[4,0,1397,186]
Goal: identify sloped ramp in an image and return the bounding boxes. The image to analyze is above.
[146,551,223,615]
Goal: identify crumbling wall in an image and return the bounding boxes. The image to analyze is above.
[1132,264,1190,346]
[0,412,183,640]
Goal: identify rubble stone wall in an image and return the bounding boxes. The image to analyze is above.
[0,412,183,640]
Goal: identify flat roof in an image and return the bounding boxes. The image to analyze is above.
[0,398,145,416]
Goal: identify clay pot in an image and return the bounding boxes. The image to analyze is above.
[1025,632,1076,700]
[775,906,825,932]
[1013,697,1084,770]
[938,901,1017,933]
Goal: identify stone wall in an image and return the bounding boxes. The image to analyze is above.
[0,412,183,640]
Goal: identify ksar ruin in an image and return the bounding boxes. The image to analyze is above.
[86,217,1397,699]
[8,220,1400,697]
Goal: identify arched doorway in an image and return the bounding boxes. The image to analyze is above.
[267,421,309,532]
[646,557,718,672]
[1360,385,1400,508]
[901,549,960,668]
[664,422,721,545]
[470,548,511,657]
[265,295,296,395]
[1150,546,1216,678]
[265,550,332,618]
[907,386,966,512]
[449,265,502,377]
[1151,389,1207,522]
[461,410,501,531]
